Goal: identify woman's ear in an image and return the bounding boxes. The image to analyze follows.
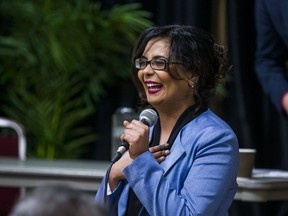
[186,75,198,88]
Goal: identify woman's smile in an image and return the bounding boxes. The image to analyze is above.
[145,80,163,94]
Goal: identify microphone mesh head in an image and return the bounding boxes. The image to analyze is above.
[139,109,158,127]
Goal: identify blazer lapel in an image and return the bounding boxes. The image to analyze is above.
[161,135,185,175]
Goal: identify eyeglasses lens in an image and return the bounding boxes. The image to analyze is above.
[135,58,167,70]
[151,59,166,70]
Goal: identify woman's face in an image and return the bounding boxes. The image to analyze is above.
[137,38,195,110]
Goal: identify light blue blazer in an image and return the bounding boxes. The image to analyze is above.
[96,109,239,216]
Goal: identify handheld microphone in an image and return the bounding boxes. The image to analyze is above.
[111,108,158,163]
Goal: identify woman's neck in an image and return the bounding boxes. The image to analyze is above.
[156,104,194,144]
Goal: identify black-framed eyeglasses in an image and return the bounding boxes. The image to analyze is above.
[135,58,182,70]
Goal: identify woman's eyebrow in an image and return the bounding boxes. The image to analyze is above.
[153,55,168,59]
[140,55,168,60]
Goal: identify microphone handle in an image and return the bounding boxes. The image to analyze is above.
[111,140,129,163]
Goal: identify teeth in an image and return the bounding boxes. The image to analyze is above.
[147,83,159,87]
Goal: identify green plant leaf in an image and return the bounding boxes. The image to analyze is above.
[0,0,153,159]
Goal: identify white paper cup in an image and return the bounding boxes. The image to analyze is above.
[238,148,256,178]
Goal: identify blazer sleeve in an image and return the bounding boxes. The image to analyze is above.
[95,174,125,215]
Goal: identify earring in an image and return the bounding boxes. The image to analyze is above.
[188,82,194,89]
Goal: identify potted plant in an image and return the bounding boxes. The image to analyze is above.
[0,0,152,159]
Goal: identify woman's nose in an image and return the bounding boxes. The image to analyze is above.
[142,64,155,75]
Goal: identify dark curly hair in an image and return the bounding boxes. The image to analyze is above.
[131,25,229,115]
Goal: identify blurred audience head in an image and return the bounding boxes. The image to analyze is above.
[9,184,108,216]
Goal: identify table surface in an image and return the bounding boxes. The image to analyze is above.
[0,157,110,177]
[235,169,288,202]
[1,157,288,202]
[0,157,111,191]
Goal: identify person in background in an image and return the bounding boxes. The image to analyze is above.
[9,184,108,216]
[96,24,239,216]
[254,0,288,116]
[254,1,288,215]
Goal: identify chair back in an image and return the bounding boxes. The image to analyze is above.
[0,118,27,216]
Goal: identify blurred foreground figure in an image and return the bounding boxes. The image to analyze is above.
[9,184,108,216]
